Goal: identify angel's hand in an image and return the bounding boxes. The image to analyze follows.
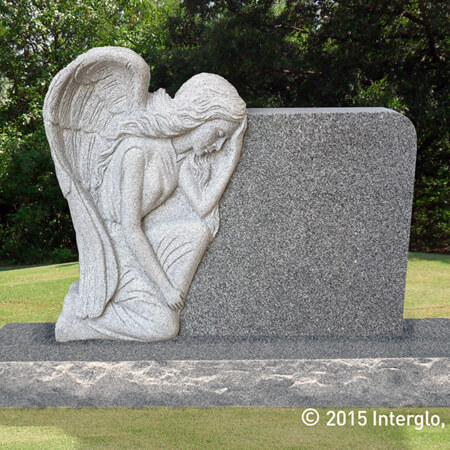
[178,116,247,218]
[162,285,185,311]
[229,117,247,148]
[219,117,246,162]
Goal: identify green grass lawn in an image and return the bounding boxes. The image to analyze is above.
[0,262,79,327]
[0,253,448,448]
[404,253,449,318]
[0,407,448,449]
[0,252,448,327]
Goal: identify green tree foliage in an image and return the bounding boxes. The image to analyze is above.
[0,0,178,264]
[0,0,448,263]
[152,0,449,252]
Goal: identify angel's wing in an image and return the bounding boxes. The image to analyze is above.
[43,47,150,319]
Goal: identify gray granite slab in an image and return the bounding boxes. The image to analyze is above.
[0,320,448,361]
[181,108,416,337]
[1,319,447,407]
[1,358,448,407]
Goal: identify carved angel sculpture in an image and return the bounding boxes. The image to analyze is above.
[43,47,247,342]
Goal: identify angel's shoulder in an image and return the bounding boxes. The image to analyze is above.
[117,136,169,166]
[120,135,165,151]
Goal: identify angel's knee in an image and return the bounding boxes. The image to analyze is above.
[158,319,179,341]
[138,312,179,342]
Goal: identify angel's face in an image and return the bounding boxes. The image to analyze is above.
[190,119,238,156]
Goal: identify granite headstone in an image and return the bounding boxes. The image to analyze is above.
[182,108,416,337]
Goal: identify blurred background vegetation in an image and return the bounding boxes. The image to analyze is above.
[0,0,448,264]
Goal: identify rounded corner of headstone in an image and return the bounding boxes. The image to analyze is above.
[384,109,417,140]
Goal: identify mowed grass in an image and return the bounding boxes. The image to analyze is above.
[0,262,78,327]
[0,255,448,447]
[0,407,448,449]
[404,252,450,318]
[0,252,448,327]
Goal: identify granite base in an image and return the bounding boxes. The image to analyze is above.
[0,319,448,407]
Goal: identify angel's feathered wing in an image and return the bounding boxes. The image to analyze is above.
[43,47,150,319]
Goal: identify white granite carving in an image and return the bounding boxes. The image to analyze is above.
[43,47,247,342]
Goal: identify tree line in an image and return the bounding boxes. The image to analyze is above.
[0,0,448,264]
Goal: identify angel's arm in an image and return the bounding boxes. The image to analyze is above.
[121,147,184,310]
[178,118,247,218]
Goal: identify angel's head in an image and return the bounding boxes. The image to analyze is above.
[119,73,247,153]
[170,74,245,157]
[116,73,246,190]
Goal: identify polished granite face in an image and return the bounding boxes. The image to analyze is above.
[182,108,417,337]
[0,320,448,361]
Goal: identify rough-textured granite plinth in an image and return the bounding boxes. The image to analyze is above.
[1,358,448,408]
[0,320,448,407]
[182,108,416,337]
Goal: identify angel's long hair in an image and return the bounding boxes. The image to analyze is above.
[121,73,247,138]
[95,73,246,192]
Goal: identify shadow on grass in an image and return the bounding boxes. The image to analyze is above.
[408,252,450,264]
[0,262,78,272]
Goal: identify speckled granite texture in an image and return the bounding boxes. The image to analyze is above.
[0,320,448,361]
[182,108,416,337]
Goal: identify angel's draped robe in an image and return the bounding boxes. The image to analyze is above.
[55,138,211,342]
